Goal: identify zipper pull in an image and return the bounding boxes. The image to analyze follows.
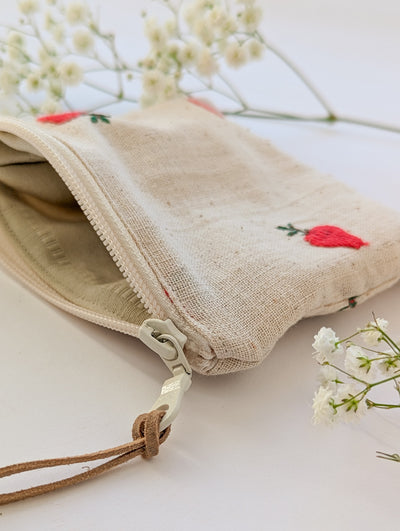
[139,319,192,431]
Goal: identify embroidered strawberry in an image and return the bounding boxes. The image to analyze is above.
[187,97,224,118]
[37,111,84,124]
[339,296,358,311]
[276,223,368,249]
[37,112,110,124]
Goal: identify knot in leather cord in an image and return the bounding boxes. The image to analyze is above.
[0,409,171,505]
[133,410,166,459]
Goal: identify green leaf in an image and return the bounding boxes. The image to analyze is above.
[90,115,98,123]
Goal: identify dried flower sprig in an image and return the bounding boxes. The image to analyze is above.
[1,0,400,135]
[312,316,400,461]
[0,0,140,115]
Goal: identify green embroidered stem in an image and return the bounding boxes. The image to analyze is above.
[89,114,111,124]
[276,223,307,237]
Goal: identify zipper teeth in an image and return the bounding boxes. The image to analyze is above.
[71,189,162,316]
[0,118,165,329]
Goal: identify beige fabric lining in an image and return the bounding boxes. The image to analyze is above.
[0,160,149,327]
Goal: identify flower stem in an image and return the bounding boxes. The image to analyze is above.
[366,400,400,409]
[376,451,400,462]
[216,72,248,109]
[82,80,138,104]
[255,31,336,118]
[329,363,369,387]
[377,329,400,355]
[225,108,400,136]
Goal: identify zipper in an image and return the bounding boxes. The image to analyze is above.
[139,318,192,430]
[0,117,166,335]
[0,118,193,430]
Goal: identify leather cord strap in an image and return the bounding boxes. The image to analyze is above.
[0,410,170,505]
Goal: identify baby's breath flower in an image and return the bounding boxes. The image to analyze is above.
[196,47,218,77]
[57,61,83,85]
[142,69,166,95]
[318,364,339,388]
[0,67,20,95]
[48,79,64,98]
[220,16,238,37]
[378,356,400,377]
[73,28,94,52]
[18,0,39,16]
[66,1,88,25]
[26,72,43,92]
[145,18,167,51]
[38,43,57,62]
[183,4,197,27]
[44,11,54,30]
[245,38,264,60]
[166,40,181,59]
[8,45,27,62]
[178,41,199,66]
[193,19,214,46]
[333,384,367,423]
[239,5,263,32]
[312,385,335,425]
[40,97,62,114]
[206,6,228,28]
[184,0,210,26]
[344,345,376,383]
[52,24,66,44]
[7,32,27,61]
[40,56,58,78]
[224,41,248,68]
[164,19,177,37]
[7,32,25,49]
[157,55,175,75]
[140,53,157,70]
[162,75,178,100]
[312,327,341,364]
[312,318,400,458]
[362,318,389,346]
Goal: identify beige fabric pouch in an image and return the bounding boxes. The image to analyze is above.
[0,98,399,376]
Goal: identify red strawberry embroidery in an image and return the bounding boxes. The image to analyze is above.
[37,111,84,124]
[276,223,368,249]
[187,97,224,118]
[37,112,110,124]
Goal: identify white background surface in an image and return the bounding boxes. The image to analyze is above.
[1,1,400,529]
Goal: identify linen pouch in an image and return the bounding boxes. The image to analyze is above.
[0,98,399,377]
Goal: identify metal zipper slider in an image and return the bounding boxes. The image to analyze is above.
[139,318,192,431]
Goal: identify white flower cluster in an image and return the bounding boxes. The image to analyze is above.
[312,318,400,426]
[0,0,99,115]
[361,317,388,346]
[139,0,265,107]
[0,0,267,116]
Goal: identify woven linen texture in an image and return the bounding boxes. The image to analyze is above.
[0,99,400,375]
